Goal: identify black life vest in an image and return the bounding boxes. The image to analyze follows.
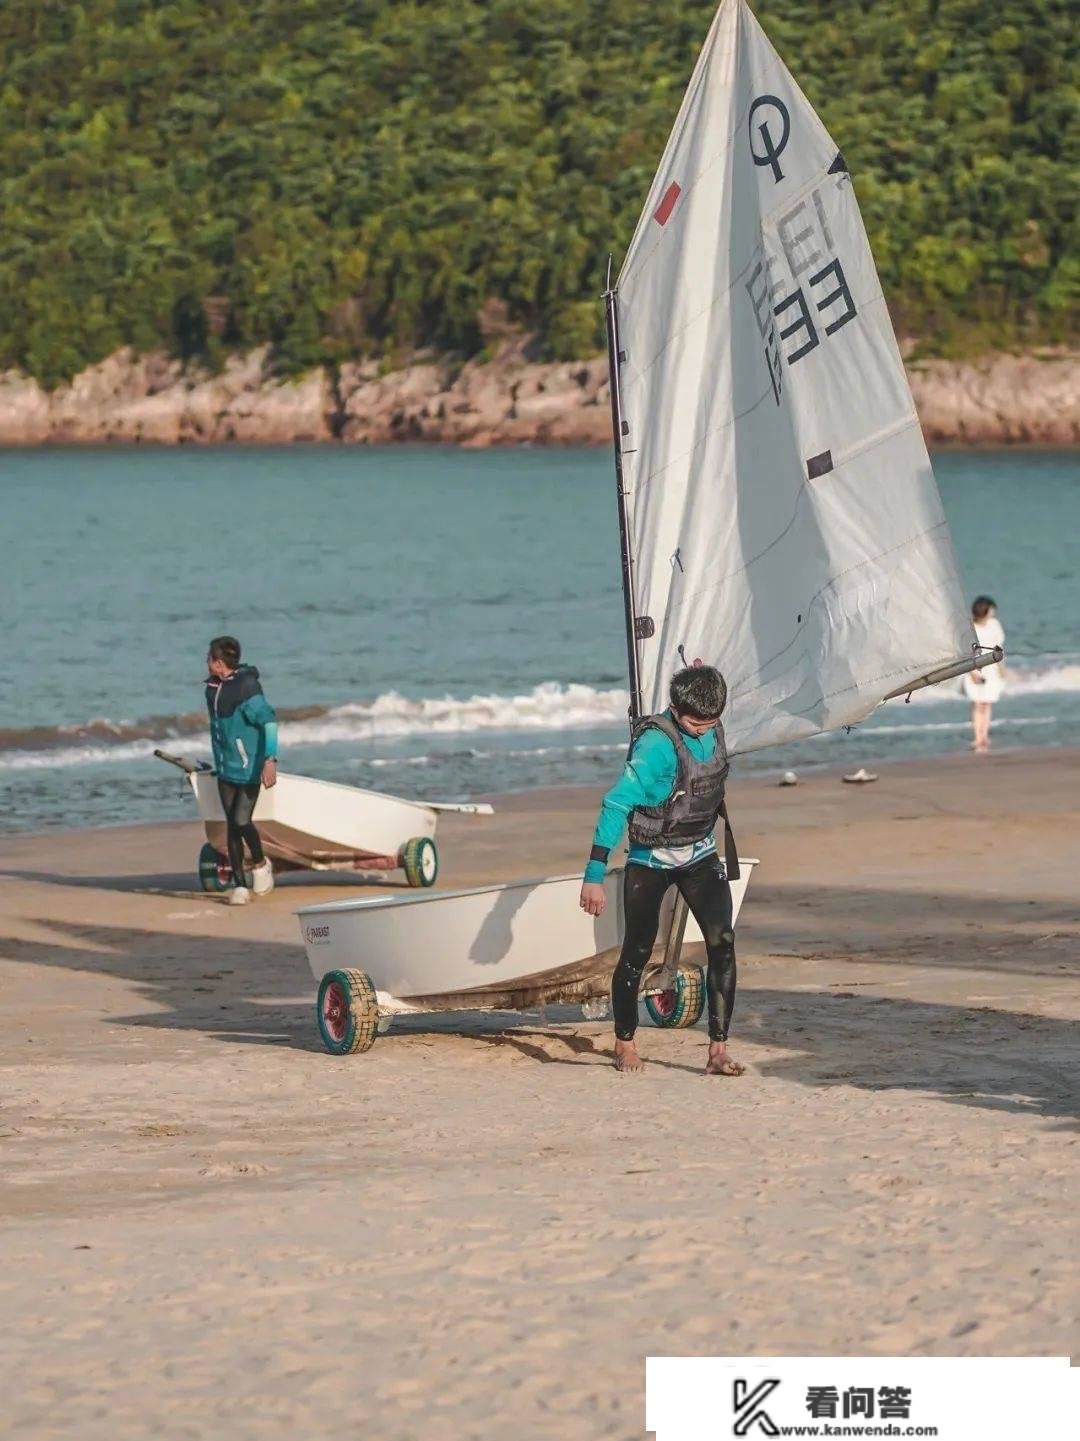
[625,712,740,879]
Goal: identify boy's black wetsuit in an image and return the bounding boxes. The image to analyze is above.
[205,665,278,885]
[217,780,265,884]
[586,711,740,1044]
[613,856,736,1042]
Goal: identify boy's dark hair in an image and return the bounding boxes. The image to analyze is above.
[208,635,241,669]
[971,595,995,622]
[669,664,727,719]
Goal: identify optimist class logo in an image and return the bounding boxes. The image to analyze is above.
[748,94,791,182]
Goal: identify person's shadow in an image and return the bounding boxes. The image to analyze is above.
[3,917,1075,1129]
[0,866,411,898]
[0,918,321,1050]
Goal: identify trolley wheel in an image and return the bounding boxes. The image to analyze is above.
[645,966,706,1029]
[198,841,251,892]
[317,969,379,1056]
[400,835,438,888]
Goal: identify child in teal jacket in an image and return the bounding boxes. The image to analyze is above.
[579,665,743,1077]
[205,636,278,904]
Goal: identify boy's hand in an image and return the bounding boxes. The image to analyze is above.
[579,881,606,917]
[262,758,278,788]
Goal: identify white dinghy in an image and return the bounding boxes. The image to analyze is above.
[155,751,491,891]
[297,0,1000,1055]
[301,861,756,1034]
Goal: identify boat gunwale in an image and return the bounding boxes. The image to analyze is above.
[294,858,759,918]
[191,766,445,817]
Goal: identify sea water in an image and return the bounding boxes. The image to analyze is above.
[2,445,1077,832]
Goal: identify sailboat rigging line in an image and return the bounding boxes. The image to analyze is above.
[667,513,956,663]
[604,266,644,724]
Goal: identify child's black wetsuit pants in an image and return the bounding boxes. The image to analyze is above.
[611,855,736,1043]
[217,779,265,883]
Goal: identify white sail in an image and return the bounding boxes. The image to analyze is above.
[615,0,976,751]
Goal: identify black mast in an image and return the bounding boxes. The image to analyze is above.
[603,257,644,723]
[606,262,690,973]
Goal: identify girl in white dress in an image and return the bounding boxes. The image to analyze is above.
[962,596,1006,753]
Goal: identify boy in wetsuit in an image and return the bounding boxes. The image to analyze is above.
[205,636,278,906]
[579,665,743,1075]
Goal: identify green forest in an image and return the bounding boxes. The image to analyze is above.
[0,0,1076,386]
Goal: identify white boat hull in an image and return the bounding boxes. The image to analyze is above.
[191,769,438,870]
[296,861,756,1012]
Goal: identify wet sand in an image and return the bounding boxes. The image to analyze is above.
[1,748,1077,1438]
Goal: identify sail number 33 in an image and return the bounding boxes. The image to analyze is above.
[745,184,858,405]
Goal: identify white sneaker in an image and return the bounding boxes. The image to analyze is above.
[251,861,274,897]
[228,886,251,906]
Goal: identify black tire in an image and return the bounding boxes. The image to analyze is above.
[645,966,706,1029]
[401,836,438,888]
[198,841,252,892]
[316,969,379,1055]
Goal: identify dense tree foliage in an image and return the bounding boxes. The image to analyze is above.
[0,0,1075,385]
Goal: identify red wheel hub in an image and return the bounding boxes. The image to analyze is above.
[216,856,232,886]
[653,986,677,1019]
[322,981,348,1043]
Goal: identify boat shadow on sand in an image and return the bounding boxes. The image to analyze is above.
[0,866,416,896]
[0,914,1076,1130]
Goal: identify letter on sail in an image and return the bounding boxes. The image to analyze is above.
[614,0,976,752]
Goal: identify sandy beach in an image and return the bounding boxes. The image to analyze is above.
[1,747,1077,1438]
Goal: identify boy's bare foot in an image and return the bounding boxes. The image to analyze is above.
[614,1038,644,1072]
[705,1041,745,1076]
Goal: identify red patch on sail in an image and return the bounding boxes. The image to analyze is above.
[653,182,681,227]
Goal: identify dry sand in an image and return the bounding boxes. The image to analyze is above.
[1,748,1077,1438]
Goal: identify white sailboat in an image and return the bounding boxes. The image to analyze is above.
[157,751,492,891]
[296,0,1000,1054]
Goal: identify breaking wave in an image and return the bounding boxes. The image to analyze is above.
[1,662,1076,773]
[278,683,628,745]
[0,684,629,772]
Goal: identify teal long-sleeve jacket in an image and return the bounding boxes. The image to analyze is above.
[583,715,719,883]
[206,664,279,785]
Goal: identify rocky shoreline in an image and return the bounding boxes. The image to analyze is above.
[0,342,1075,447]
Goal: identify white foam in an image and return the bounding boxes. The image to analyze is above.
[356,754,435,769]
[1003,661,1080,697]
[280,682,629,745]
[0,737,212,772]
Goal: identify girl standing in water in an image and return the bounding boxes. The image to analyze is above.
[963,596,1006,754]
